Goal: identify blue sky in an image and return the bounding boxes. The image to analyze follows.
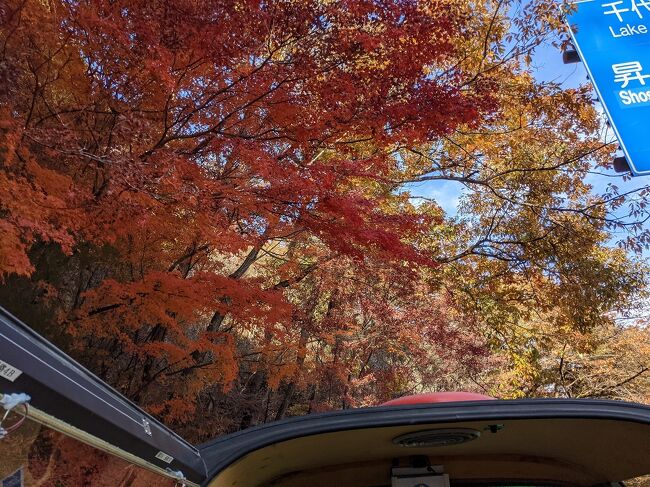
[410,39,650,259]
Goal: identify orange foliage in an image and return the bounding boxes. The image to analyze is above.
[2,0,646,444]
[1,0,498,437]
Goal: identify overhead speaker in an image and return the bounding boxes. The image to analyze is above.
[392,428,480,448]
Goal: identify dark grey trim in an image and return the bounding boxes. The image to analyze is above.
[0,306,207,484]
[199,398,650,483]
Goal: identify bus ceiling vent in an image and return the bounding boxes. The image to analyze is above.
[381,391,495,406]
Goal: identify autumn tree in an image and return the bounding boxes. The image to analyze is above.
[1,0,648,449]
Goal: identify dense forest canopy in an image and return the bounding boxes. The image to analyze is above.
[1,0,648,455]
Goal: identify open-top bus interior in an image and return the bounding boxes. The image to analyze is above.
[202,416,650,486]
[2,307,649,486]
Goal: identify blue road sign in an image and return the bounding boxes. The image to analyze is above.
[568,0,650,175]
